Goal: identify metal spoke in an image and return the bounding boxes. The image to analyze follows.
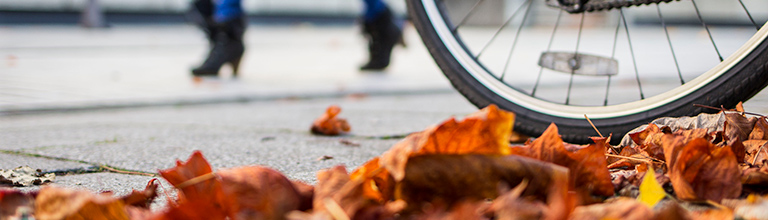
[532,10,564,96]
[604,13,622,106]
[565,13,586,105]
[738,0,759,30]
[500,0,534,80]
[452,0,485,32]
[621,9,645,100]
[691,0,723,61]
[476,0,533,58]
[657,4,684,85]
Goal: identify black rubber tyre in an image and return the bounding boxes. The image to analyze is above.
[407,0,768,144]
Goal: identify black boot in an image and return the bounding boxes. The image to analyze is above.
[360,7,402,71]
[192,17,246,77]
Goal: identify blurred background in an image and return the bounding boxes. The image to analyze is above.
[1,0,768,112]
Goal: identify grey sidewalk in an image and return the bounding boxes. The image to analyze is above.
[0,23,450,114]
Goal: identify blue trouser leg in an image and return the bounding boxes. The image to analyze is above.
[363,0,388,22]
[214,0,244,23]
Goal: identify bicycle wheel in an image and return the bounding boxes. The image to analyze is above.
[408,0,768,144]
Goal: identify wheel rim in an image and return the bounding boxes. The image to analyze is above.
[421,0,768,119]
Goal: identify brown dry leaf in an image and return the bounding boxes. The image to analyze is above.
[397,154,569,216]
[155,200,227,220]
[216,166,305,220]
[415,200,489,220]
[310,105,351,136]
[749,117,768,140]
[744,140,768,165]
[724,112,757,144]
[291,180,315,211]
[379,104,515,181]
[669,138,742,202]
[511,123,614,201]
[313,166,367,219]
[120,179,158,209]
[0,189,35,219]
[568,198,653,220]
[487,179,559,220]
[34,187,129,220]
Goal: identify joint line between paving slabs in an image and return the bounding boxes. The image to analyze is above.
[0,149,157,177]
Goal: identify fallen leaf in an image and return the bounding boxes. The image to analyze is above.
[397,154,569,215]
[668,138,742,202]
[350,157,393,203]
[34,187,129,220]
[724,112,757,144]
[0,189,35,219]
[0,166,55,187]
[568,198,653,220]
[313,166,369,219]
[339,139,360,147]
[744,140,768,165]
[511,124,614,201]
[379,104,515,181]
[311,105,351,136]
[637,166,665,208]
[749,117,768,140]
[216,166,305,220]
[158,151,305,220]
[120,179,159,209]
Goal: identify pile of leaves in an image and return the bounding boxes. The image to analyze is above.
[3,104,768,219]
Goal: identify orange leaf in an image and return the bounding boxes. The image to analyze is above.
[313,165,374,219]
[379,104,515,181]
[158,151,222,204]
[569,198,653,220]
[350,157,393,203]
[34,187,129,220]
[724,112,757,143]
[310,105,351,136]
[216,166,305,220]
[511,123,614,200]
[669,138,742,202]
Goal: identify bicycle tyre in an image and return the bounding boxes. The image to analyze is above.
[407,0,768,144]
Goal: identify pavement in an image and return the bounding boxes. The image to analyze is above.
[4,22,768,211]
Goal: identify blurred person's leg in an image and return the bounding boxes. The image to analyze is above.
[192,0,247,77]
[360,0,402,71]
[188,0,216,43]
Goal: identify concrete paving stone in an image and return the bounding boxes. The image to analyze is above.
[0,153,92,172]
[0,93,477,183]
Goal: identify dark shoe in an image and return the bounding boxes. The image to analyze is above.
[192,18,246,77]
[360,7,402,71]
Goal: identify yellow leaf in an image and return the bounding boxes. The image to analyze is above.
[638,166,665,208]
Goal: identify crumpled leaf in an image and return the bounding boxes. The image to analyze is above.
[637,166,665,208]
[0,166,55,187]
[120,179,159,209]
[668,138,742,202]
[397,154,569,215]
[158,151,305,220]
[619,113,725,147]
[510,123,614,201]
[724,112,757,144]
[568,198,653,220]
[310,105,351,136]
[744,140,768,165]
[350,157,393,203]
[379,104,515,181]
[415,200,489,220]
[0,189,35,220]
[217,166,305,220]
[312,166,367,219]
[34,187,129,220]
[749,117,768,140]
